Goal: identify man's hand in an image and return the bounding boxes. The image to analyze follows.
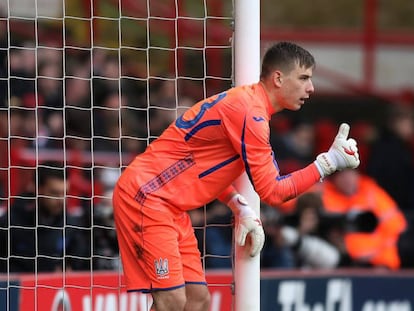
[227,194,265,257]
[315,123,360,178]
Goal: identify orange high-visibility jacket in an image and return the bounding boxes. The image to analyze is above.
[321,175,407,269]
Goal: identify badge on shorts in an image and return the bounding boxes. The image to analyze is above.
[154,258,169,279]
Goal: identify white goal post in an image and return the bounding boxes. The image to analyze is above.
[233,0,261,310]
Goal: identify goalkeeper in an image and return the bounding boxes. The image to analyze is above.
[112,41,360,311]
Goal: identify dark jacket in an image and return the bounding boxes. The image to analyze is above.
[0,193,90,273]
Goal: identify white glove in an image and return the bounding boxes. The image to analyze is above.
[227,194,265,257]
[314,123,360,178]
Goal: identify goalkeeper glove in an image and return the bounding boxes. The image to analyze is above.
[227,194,265,257]
[314,123,360,178]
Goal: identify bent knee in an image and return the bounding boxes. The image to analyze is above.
[152,287,187,311]
[198,290,211,309]
[186,284,210,311]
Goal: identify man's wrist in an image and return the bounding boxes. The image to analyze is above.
[315,152,336,178]
[313,159,325,178]
[227,194,252,216]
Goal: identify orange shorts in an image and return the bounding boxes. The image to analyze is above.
[112,183,206,293]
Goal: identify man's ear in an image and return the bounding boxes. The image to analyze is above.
[273,71,283,87]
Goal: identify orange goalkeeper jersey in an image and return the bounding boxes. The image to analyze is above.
[117,82,321,212]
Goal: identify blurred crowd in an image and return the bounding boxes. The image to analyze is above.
[1,37,414,274]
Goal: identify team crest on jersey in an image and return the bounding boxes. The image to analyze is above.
[154,258,169,279]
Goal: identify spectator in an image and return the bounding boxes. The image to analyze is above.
[9,44,36,101]
[37,55,64,112]
[265,193,341,269]
[91,168,121,270]
[65,61,93,151]
[92,190,120,270]
[93,92,124,152]
[270,116,316,172]
[260,204,296,269]
[0,163,90,273]
[146,78,195,138]
[93,92,146,154]
[366,104,414,220]
[319,168,407,270]
[283,192,324,238]
[93,53,120,106]
[41,111,65,149]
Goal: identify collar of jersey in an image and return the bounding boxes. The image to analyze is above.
[256,82,276,116]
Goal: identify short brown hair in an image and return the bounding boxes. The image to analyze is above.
[260,41,315,79]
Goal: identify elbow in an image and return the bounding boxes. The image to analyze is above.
[258,187,297,214]
[260,191,293,208]
[256,176,298,207]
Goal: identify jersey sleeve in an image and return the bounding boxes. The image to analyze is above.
[219,98,321,207]
[217,185,237,204]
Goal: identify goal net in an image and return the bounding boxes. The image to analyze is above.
[0,0,248,310]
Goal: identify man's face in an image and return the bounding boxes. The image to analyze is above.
[38,177,67,216]
[276,63,314,111]
[332,169,359,196]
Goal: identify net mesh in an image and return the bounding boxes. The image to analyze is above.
[0,0,235,310]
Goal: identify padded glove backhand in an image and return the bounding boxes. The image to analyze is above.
[314,123,360,178]
[227,194,265,257]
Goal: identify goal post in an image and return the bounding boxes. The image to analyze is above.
[0,0,263,310]
[233,0,262,310]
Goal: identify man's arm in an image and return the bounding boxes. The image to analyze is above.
[264,123,360,206]
[217,185,238,210]
[217,120,360,257]
[222,103,360,207]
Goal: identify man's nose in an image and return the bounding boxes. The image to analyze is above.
[307,80,315,94]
